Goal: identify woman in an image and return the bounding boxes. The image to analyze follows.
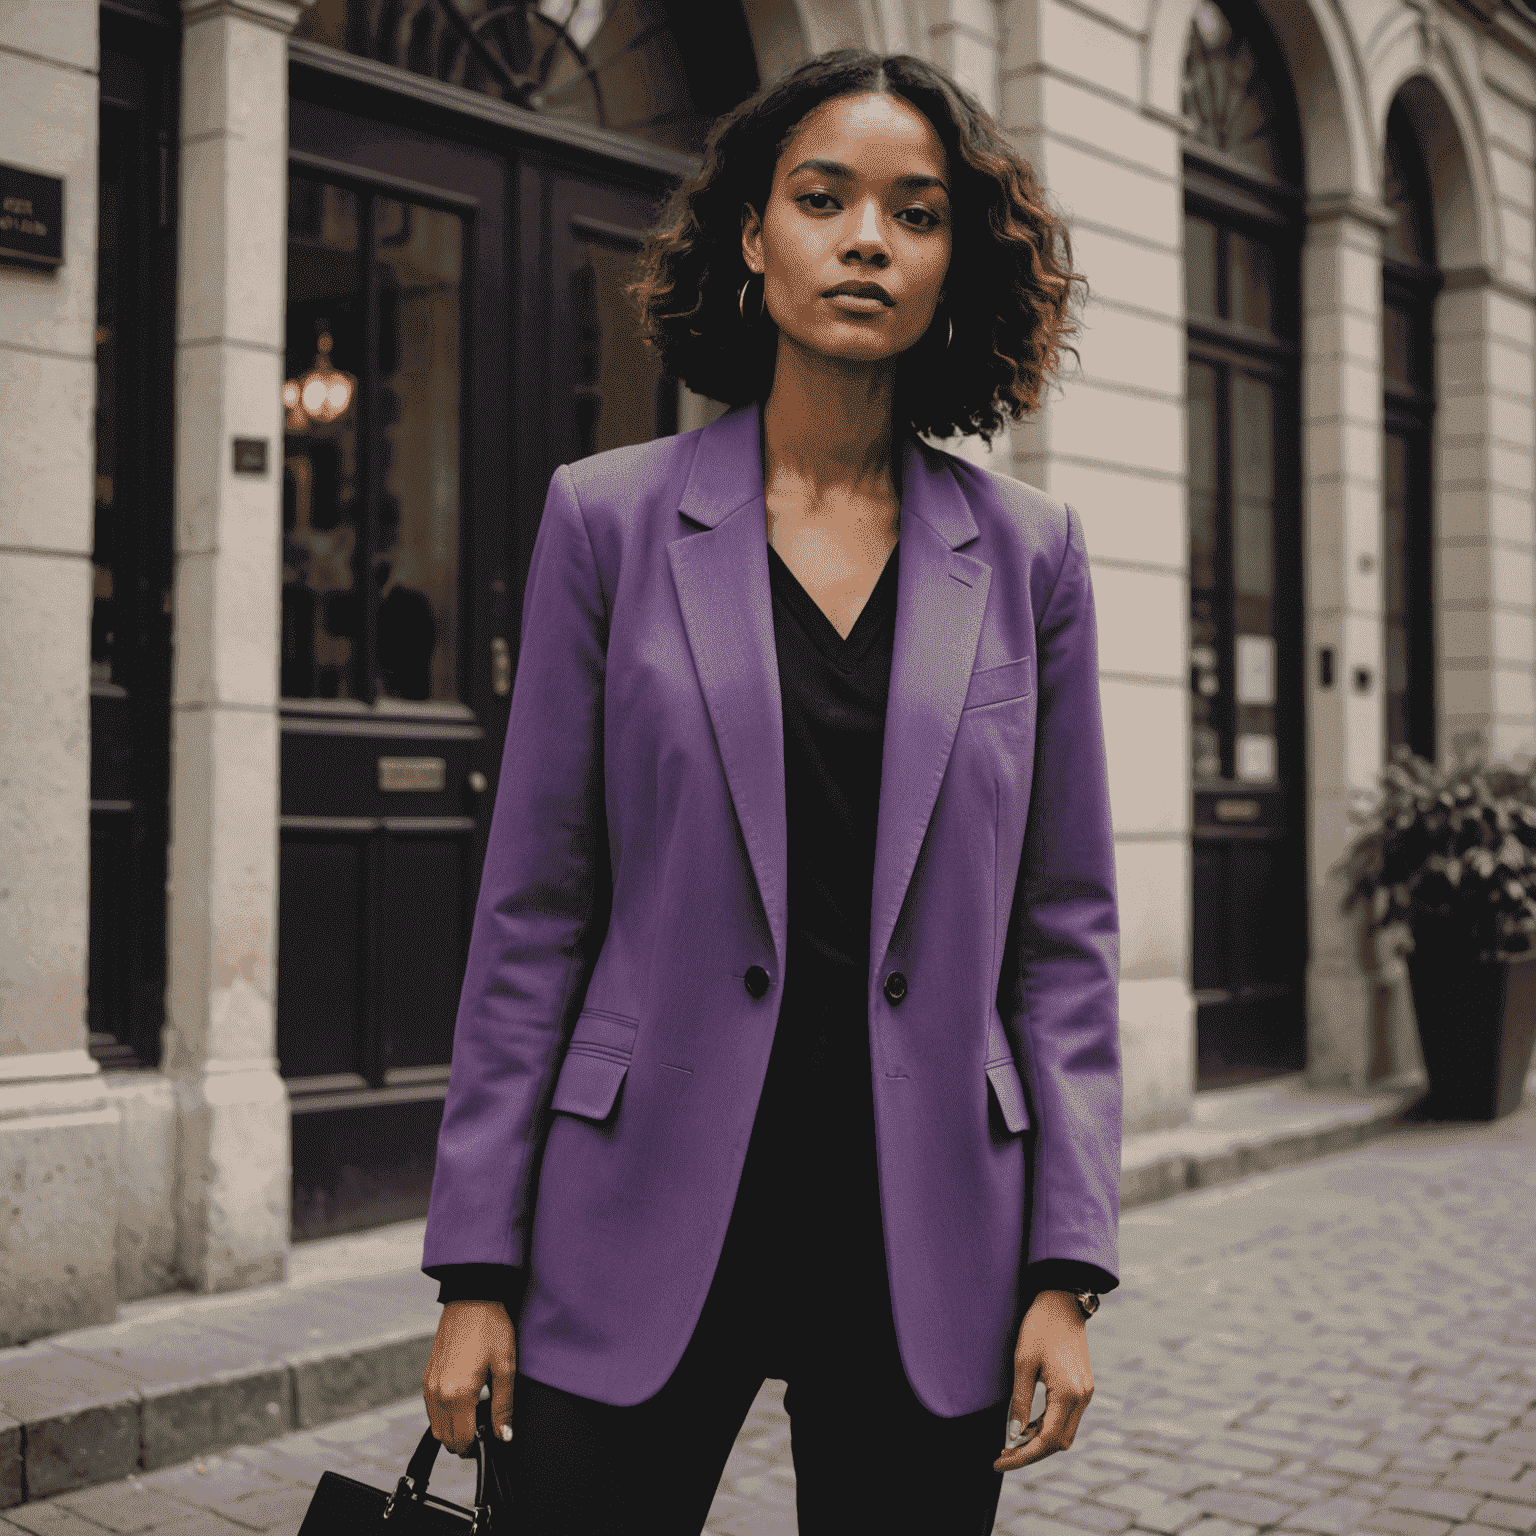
[420,47,1121,1534]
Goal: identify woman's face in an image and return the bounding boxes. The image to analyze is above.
[741,90,952,369]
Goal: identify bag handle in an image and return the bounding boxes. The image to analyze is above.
[383,1395,508,1530]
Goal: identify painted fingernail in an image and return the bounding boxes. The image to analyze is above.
[499,1424,513,1442]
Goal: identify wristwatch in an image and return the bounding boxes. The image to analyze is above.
[1074,1291,1100,1320]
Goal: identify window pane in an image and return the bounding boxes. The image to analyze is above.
[1231,372,1276,772]
[375,198,463,703]
[1185,216,1218,321]
[572,236,670,459]
[1382,301,1413,392]
[92,123,124,687]
[1228,232,1272,334]
[1188,361,1223,783]
[1232,372,1274,610]
[283,179,363,701]
[1383,431,1410,752]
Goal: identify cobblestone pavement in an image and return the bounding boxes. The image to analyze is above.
[6,1096,1534,1535]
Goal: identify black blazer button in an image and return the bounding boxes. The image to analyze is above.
[883,970,908,1004]
[743,965,770,999]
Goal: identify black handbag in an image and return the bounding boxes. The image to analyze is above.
[297,1396,512,1533]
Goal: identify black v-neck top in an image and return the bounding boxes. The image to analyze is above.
[768,537,900,990]
[429,534,1114,1316]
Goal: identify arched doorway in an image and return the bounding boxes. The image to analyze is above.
[1381,98,1440,762]
[280,0,760,1237]
[1180,0,1308,1086]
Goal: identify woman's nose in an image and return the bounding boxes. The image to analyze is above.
[847,200,889,260]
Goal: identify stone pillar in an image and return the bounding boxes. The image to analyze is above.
[1301,197,1393,1089]
[164,0,311,1292]
[997,0,1195,1131]
[0,0,122,1344]
[1435,274,1536,761]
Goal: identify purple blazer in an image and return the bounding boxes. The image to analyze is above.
[422,402,1121,1417]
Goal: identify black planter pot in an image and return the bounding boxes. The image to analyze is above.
[1404,924,1536,1121]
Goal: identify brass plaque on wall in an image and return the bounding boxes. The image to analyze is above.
[378,756,447,792]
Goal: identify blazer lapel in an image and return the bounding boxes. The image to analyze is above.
[668,405,789,977]
[667,403,991,994]
[868,437,989,982]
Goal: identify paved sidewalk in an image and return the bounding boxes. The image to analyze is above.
[4,1088,1532,1534]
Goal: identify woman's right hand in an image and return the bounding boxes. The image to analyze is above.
[422,1300,517,1454]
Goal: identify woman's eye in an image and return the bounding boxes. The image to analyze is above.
[799,192,838,211]
[901,207,941,229]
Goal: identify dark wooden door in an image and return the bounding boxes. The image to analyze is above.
[1184,179,1308,1087]
[281,97,681,1239]
[280,101,513,1239]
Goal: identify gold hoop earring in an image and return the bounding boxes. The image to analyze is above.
[738,274,765,322]
[947,315,954,349]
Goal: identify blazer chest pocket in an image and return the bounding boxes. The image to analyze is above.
[963,654,1034,712]
[551,1010,638,1123]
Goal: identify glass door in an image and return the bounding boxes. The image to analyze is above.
[1184,195,1307,1085]
[280,98,512,1239]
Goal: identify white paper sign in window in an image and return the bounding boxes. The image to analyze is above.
[1236,634,1276,706]
[1236,733,1277,782]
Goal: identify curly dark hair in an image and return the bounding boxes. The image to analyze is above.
[628,49,1086,443]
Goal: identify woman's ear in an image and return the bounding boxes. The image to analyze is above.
[740,203,764,276]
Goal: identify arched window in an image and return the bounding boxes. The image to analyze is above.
[293,0,760,156]
[1381,99,1440,761]
[1181,0,1306,1085]
[1181,0,1298,182]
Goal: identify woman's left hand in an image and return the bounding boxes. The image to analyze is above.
[993,1289,1094,1473]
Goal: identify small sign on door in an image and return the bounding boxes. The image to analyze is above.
[378,756,447,792]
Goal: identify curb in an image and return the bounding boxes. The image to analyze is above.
[0,1270,438,1508]
[1119,1077,1418,1210]
[0,1078,1431,1508]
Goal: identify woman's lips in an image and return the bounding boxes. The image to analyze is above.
[825,292,891,312]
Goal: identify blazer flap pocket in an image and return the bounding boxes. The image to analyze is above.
[986,1059,1031,1134]
[963,654,1034,711]
[551,1050,629,1122]
[551,1009,637,1120]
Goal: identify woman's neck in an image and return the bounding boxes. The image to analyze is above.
[759,335,900,511]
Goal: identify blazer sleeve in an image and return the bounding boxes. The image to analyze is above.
[1003,503,1122,1283]
[421,463,610,1274]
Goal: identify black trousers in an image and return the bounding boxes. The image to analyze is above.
[505,970,1010,1533]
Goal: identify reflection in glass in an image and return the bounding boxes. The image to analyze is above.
[1228,232,1272,332]
[283,179,362,700]
[1185,216,1218,320]
[282,183,465,704]
[572,237,669,460]
[373,198,462,702]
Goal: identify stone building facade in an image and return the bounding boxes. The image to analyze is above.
[1,0,1532,1340]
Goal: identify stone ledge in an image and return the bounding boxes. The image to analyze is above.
[1120,1073,1424,1211]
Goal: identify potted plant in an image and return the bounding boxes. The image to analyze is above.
[1339,743,1536,1121]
